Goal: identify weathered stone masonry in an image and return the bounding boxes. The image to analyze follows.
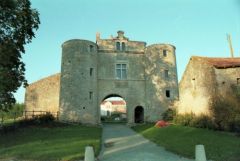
[25,31,179,125]
[177,56,240,115]
[25,73,60,115]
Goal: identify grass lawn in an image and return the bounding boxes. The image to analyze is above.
[132,124,240,161]
[0,123,102,161]
[1,118,20,126]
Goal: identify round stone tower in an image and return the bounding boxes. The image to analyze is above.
[144,44,179,121]
[59,39,98,124]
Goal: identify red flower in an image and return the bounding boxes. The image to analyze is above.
[155,120,169,128]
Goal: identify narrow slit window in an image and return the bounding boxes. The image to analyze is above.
[90,68,93,76]
[122,42,126,51]
[166,90,170,98]
[164,70,169,78]
[163,50,167,57]
[89,92,93,100]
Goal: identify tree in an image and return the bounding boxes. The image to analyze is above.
[0,0,40,111]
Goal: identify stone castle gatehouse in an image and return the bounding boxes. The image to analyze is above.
[25,31,179,124]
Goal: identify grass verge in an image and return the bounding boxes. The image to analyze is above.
[0,123,101,161]
[132,124,240,161]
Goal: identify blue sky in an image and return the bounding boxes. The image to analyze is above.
[14,0,240,103]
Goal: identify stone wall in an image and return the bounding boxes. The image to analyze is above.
[59,40,98,124]
[145,44,179,121]
[25,73,60,116]
[178,57,215,115]
[215,67,240,98]
[178,56,240,115]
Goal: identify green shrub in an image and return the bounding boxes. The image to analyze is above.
[174,90,240,134]
[173,113,194,126]
[210,95,240,133]
[227,114,240,133]
[17,113,55,127]
[173,113,216,130]
[0,103,24,120]
[190,115,216,129]
[37,112,55,124]
[1,113,57,133]
[175,94,240,133]
[162,108,176,121]
[11,103,24,118]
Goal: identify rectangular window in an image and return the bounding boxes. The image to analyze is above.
[89,92,93,100]
[166,90,170,98]
[237,78,240,84]
[116,63,127,79]
[164,70,169,78]
[90,68,93,76]
[116,42,121,51]
[122,42,126,51]
[163,50,167,57]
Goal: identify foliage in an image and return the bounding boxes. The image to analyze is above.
[173,93,240,133]
[0,0,40,110]
[17,113,55,127]
[210,95,240,133]
[132,124,240,161]
[0,124,102,161]
[173,113,195,126]
[173,113,216,130]
[37,112,55,123]
[0,103,24,119]
[162,108,176,121]
[11,103,24,117]
[1,113,56,134]
[189,114,215,129]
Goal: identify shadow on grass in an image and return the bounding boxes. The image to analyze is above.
[0,123,102,161]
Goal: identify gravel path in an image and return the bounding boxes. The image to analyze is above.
[99,124,193,161]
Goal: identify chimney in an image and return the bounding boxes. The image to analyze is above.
[117,30,124,38]
[96,32,100,41]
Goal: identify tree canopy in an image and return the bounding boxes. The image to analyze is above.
[0,0,40,110]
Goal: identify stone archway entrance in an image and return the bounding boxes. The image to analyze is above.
[134,106,144,123]
[100,94,127,123]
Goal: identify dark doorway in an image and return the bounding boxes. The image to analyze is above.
[134,106,144,123]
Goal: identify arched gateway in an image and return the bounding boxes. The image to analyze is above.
[25,31,179,125]
[58,31,179,125]
[100,94,127,123]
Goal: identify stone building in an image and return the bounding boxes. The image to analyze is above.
[100,100,126,116]
[177,56,240,115]
[25,31,179,125]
